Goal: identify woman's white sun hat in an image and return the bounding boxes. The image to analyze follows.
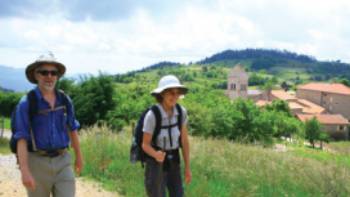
[151,75,188,96]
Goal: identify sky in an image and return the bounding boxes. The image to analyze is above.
[0,0,350,75]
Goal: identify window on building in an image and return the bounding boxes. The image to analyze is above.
[230,84,236,90]
[338,125,344,131]
[240,84,247,91]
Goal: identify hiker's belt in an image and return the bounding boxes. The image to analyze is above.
[153,147,179,159]
[36,148,67,158]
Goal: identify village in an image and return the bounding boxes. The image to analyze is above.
[226,64,350,141]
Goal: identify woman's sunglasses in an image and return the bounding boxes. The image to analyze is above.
[36,69,59,76]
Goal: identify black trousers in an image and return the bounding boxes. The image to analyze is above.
[144,157,184,197]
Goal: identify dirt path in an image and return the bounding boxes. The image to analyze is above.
[0,153,120,197]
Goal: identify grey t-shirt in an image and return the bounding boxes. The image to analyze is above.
[143,104,188,150]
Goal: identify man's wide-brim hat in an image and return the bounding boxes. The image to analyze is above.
[26,52,66,84]
[151,75,188,96]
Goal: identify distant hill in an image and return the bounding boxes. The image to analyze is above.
[196,49,350,80]
[0,65,33,92]
[198,48,316,64]
[133,61,180,73]
[0,85,14,92]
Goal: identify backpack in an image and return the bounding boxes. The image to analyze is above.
[130,104,183,165]
[9,89,69,154]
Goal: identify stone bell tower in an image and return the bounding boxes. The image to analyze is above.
[226,64,248,100]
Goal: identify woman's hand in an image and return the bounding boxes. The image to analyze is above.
[184,168,192,184]
[154,151,166,163]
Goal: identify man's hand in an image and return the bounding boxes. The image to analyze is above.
[21,169,36,191]
[75,155,83,176]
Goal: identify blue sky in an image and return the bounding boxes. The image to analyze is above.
[1,0,350,75]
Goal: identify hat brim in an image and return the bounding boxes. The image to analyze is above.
[26,61,66,84]
[151,84,188,96]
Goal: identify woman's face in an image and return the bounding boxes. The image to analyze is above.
[161,88,182,107]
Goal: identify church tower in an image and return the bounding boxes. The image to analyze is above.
[226,64,248,100]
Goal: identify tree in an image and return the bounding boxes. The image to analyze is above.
[265,100,292,117]
[248,73,267,86]
[56,78,77,95]
[0,92,22,117]
[280,81,291,91]
[73,74,116,127]
[319,131,330,150]
[232,99,264,143]
[305,117,322,148]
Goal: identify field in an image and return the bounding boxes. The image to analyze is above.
[79,126,350,197]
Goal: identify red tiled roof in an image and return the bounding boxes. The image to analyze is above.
[298,83,350,95]
[271,90,296,101]
[296,99,326,114]
[288,102,303,109]
[296,114,349,125]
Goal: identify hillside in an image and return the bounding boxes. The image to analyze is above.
[128,49,350,84]
[0,65,33,92]
[198,49,350,81]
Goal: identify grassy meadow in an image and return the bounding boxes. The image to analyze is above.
[78,126,350,197]
[0,137,10,154]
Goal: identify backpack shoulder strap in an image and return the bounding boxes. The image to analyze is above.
[26,89,38,151]
[56,89,69,113]
[27,90,37,120]
[175,104,183,131]
[150,105,161,146]
[175,103,183,148]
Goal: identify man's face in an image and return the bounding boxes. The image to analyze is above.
[34,64,59,92]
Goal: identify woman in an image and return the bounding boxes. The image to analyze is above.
[142,75,192,197]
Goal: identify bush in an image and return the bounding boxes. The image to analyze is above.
[0,92,22,117]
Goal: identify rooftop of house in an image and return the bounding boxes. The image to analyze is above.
[271,90,297,101]
[296,114,349,125]
[298,83,350,95]
[288,102,304,110]
[297,99,326,114]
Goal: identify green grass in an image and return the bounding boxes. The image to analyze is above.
[0,137,10,154]
[79,126,350,197]
[291,146,350,169]
[0,116,10,130]
[328,141,350,155]
[4,117,10,129]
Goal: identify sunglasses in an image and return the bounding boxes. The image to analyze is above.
[37,70,59,76]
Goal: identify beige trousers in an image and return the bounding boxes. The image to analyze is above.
[26,152,75,197]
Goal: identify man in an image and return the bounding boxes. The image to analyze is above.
[13,52,83,197]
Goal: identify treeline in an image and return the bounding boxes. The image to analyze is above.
[196,48,350,80]
[198,49,316,65]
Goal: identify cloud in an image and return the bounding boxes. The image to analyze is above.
[0,0,187,21]
[0,0,60,18]
[0,0,350,74]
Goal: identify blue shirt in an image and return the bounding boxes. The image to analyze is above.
[14,87,80,151]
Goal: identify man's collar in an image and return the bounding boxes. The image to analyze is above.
[34,86,44,100]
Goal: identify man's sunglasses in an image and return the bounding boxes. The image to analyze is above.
[36,70,59,76]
